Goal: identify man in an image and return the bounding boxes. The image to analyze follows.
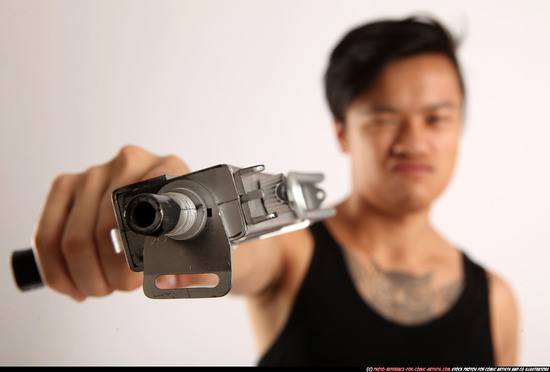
[32,16,518,366]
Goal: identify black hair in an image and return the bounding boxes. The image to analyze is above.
[324,16,465,123]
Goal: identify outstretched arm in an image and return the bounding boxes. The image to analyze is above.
[32,145,290,301]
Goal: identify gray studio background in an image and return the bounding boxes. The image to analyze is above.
[1,0,549,366]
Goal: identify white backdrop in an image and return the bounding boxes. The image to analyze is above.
[1,0,549,366]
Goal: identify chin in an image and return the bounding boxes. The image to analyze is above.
[358,180,443,216]
[382,188,436,216]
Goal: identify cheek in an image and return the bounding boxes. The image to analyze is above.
[352,129,394,161]
[434,133,461,180]
[348,132,396,189]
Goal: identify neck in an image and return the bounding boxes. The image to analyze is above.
[334,193,441,262]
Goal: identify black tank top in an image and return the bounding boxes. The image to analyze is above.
[258,222,494,366]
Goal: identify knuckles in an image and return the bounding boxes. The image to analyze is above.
[162,154,189,172]
[113,145,189,180]
[40,268,66,291]
[60,232,93,258]
[51,173,78,195]
[33,230,57,254]
[117,144,148,159]
[114,144,150,170]
[79,165,105,191]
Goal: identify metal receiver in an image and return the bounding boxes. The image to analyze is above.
[111,164,335,299]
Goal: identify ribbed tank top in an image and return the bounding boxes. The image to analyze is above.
[258,222,494,366]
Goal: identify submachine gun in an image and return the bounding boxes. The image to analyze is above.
[11,164,335,299]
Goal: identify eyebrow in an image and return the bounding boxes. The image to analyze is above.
[365,104,401,115]
[422,102,456,112]
[365,102,456,115]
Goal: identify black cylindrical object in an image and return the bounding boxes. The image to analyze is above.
[11,248,44,291]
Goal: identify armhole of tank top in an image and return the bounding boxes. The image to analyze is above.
[256,222,323,365]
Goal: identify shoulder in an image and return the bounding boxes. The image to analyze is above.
[486,271,520,365]
[487,271,517,306]
[487,271,519,327]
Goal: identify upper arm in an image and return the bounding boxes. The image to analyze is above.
[488,271,520,366]
[229,226,314,297]
[229,236,285,296]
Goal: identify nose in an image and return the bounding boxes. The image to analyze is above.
[391,119,429,158]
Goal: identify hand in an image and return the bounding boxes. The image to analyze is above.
[32,145,190,301]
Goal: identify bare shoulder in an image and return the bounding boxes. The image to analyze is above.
[487,271,520,366]
[487,271,519,325]
[487,272,517,306]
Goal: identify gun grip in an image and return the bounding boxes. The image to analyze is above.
[11,248,44,291]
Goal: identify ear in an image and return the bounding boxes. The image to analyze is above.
[334,119,348,153]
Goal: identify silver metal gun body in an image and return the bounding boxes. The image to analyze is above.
[111,164,334,299]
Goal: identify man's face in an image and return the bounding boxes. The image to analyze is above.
[336,53,463,215]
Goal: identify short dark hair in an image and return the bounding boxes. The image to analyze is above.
[324,16,465,123]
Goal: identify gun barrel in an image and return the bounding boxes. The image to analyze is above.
[125,193,181,235]
[125,191,207,240]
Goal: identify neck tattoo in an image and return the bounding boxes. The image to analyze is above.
[344,250,465,326]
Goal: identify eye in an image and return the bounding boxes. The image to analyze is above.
[426,115,449,125]
[371,117,399,127]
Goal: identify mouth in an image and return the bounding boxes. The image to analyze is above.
[391,162,434,176]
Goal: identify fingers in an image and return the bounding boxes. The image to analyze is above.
[94,147,191,291]
[61,165,114,297]
[33,145,191,301]
[33,173,86,301]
